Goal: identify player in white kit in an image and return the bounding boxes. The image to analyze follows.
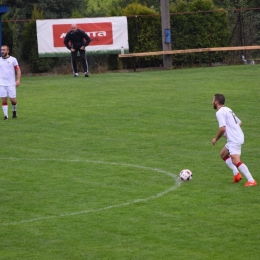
[0,45,21,120]
[212,94,257,186]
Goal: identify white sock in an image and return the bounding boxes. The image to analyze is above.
[237,162,254,182]
[2,105,8,117]
[12,104,17,112]
[223,156,239,175]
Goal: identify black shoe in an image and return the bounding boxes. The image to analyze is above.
[74,73,78,77]
[4,116,8,120]
[84,73,89,77]
[12,111,17,118]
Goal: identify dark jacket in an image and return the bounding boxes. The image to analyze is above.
[64,29,91,50]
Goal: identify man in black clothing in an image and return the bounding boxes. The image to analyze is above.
[64,24,91,77]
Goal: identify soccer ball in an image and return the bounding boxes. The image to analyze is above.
[179,169,193,181]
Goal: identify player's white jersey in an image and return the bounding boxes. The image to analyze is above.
[0,56,19,87]
[216,106,244,144]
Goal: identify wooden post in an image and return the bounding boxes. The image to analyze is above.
[160,0,172,69]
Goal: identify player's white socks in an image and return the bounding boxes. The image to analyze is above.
[223,156,239,175]
[236,162,254,182]
[2,105,8,117]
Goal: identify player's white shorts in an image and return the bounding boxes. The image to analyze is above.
[0,85,16,98]
[225,142,242,155]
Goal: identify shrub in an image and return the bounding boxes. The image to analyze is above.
[21,7,57,73]
[122,2,162,68]
[170,0,230,65]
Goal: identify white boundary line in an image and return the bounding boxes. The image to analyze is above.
[0,157,181,225]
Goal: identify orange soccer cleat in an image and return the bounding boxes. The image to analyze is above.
[233,173,242,183]
[244,180,257,187]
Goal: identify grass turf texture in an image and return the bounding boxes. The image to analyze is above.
[0,65,259,259]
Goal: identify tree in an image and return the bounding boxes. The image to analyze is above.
[170,0,230,65]
[21,7,57,72]
[122,2,162,68]
[2,15,13,49]
[2,0,86,19]
[85,0,176,17]
[213,0,260,8]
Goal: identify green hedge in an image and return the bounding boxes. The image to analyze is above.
[3,0,231,71]
[21,7,57,73]
[170,0,229,65]
[122,2,162,69]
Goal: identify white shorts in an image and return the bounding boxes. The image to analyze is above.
[0,85,16,98]
[225,142,242,155]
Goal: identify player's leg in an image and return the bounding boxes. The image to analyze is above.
[229,144,257,186]
[71,51,78,76]
[1,97,8,119]
[8,85,17,118]
[220,145,241,182]
[10,98,17,118]
[79,49,89,77]
[0,86,8,119]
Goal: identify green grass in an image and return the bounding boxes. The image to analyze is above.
[0,65,260,259]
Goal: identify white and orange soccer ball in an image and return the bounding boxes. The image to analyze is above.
[179,169,193,181]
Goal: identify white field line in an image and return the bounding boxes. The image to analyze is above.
[0,157,182,225]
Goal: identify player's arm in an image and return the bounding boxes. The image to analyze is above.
[80,31,91,50]
[15,65,21,87]
[212,126,226,145]
[63,34,72,50]
[83,31,91,47]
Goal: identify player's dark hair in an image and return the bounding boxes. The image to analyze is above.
[214,94,225,105]
[1,45,9,51]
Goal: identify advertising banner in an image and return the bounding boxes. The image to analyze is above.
[36,17,129,57]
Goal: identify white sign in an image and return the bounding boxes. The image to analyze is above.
[36,17,129,57]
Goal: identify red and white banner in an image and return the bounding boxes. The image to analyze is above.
[36,17,129,57]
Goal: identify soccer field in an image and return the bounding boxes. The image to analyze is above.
[1,65,259,259]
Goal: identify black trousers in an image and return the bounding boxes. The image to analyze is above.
[71,49,88,74]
